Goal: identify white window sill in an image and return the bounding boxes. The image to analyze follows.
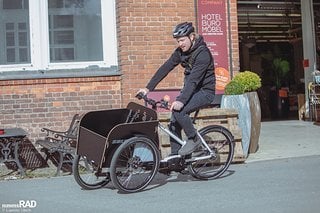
[0,66,120,80]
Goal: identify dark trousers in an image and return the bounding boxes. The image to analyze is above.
[169,89,215,154]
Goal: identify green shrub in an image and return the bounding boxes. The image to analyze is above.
[224,71,262,95]
[224,80,245,95]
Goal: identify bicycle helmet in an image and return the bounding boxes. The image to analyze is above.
[172,22,195,38]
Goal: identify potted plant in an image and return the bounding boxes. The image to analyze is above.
[272,58,290,89]
[224,70,262,95]
[221,71,262,157]
[269,58,291,118]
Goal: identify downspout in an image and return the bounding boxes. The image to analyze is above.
[227,0,234,79]
[194,0,198,32]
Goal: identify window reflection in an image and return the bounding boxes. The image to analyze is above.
[0,0,30,64]
[48,0,103,62]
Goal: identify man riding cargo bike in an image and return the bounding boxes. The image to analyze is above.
[72,22,234,193]
[138,22,216,157]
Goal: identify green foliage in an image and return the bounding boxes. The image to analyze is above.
[224,80,245,95]
[260,45,291,89]
[272,58,290,89]
[224,71,262,95]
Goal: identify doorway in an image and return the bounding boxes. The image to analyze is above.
[237,0,320,120]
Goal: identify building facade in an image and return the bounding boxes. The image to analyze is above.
[0,0,241,142]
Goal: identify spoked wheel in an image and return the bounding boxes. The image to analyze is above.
[73,155,110,190]
[188,125,234,180]
[110,136,160,193]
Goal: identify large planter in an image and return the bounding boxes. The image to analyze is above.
[221,91,261,157]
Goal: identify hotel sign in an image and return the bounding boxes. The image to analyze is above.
[197,0,230,93]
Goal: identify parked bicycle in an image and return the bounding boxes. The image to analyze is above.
[73,93,235,193]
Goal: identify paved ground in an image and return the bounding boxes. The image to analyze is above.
[1,120,320,213]
[246,120,320,162]
[1,155,319,213]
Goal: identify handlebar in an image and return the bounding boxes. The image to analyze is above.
[136,92,170,110]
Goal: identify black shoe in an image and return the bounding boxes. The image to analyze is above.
[178,136,201,156]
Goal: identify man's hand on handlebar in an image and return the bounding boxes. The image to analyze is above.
[170,101,184,111]
[135,91,171,110]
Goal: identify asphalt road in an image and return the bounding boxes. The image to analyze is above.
[1,155,319,213]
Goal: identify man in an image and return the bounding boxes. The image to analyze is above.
[138,22,216,156]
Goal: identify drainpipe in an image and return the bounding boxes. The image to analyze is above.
[227,0,234,79]
[301,0,316,118]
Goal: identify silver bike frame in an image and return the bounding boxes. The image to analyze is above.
[158,123,186,146]
[158,123,215,162]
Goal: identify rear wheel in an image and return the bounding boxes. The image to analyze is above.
[73,155,110,190]
[188,125,234,179]
[110,136,160,193]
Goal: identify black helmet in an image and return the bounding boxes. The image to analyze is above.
[172,22,195,38]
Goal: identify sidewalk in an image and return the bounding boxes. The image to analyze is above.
[246,120,320,162]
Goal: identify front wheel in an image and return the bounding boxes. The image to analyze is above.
[110,136,160,193]
[73,155,110,190]
[188,125,234,180]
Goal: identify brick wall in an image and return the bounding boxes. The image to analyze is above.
[0,0,240,144]
[117,0,196,105]
[118,0,239,106]
[0,76,121,141]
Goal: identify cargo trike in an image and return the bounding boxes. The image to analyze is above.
[73,94,234,193]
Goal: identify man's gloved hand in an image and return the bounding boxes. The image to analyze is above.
[170,101,184,111]
[136,88,149,96]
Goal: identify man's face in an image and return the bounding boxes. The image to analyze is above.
[176,35,194,52]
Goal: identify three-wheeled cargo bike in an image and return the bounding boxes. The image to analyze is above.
[73,95,235,193]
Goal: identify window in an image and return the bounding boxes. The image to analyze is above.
[1,0,30,64]
[0,0,117,73]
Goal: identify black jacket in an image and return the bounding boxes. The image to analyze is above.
[146,35,215,104]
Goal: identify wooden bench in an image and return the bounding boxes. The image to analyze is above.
[36,114,80,176]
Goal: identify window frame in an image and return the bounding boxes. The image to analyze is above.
[0,0,118,74]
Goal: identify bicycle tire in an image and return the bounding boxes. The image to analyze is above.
[73,155,110,190]
[110,136,160,193]
[188,125,234,180]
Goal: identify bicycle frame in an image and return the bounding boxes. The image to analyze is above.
[158,123,185,146]
[158,122,215,161]
[136,92,216,161]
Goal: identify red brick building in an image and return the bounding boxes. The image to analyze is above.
[0,0,239,142]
